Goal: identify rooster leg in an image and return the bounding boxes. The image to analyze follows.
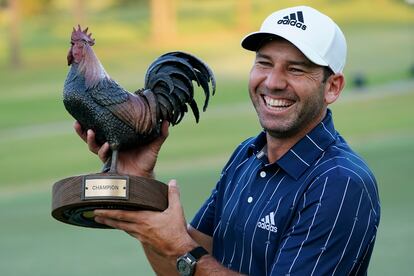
[100,145,119,174]
[101,158,111,173]
[108,149,119,173]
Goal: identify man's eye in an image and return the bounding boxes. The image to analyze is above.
[289,67,304,73]
[257,61,272,66]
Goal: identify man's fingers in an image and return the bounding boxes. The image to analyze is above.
[86,129,101,154]
[94,209,142,223]
[167,179,182,211]
[151,121,170,151]
[97,142,110,162]
[94,215,138,234]
[160,120,170,139]
[157,121,170,143]
[73,121,87,142]
[74,122,102,156]
[75,123,109,161]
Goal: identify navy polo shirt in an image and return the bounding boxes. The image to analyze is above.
[190,110,380,275]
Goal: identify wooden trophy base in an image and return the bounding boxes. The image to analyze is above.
[51,173,168,228]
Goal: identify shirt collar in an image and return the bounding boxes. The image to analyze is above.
[248,109,337,180]
[247,130,266,157]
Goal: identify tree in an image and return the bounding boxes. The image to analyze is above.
[236,0,251,32]
[8,0,21,68]
[72,0,85,26]
[150,0,177,43]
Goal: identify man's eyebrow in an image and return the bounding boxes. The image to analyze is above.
[255,53,317,68]
[287,60,315,68]
[255,52,270,59]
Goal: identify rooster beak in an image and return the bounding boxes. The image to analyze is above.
[67,48,73,66]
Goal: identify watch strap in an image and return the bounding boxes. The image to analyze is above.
[189,246,208,260]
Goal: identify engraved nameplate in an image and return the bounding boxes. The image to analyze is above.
[82,176,129,200]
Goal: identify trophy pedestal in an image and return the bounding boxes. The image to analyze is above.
[51,173,168,228]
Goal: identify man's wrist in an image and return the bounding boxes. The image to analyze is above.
[176,246,209,276]
[118,164,155,178]
[175,238,200,257]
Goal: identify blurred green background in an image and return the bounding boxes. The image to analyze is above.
[0,0,413,275]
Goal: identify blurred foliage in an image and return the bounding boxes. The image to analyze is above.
[112,0,148,7]
[21,0,54,16]
[0,0,413,24]
[0,0,53,15]
[0,0,412,84]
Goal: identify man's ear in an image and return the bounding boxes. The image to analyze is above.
[324,74,345,104]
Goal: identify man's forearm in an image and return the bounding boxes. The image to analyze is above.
[194,255,246,276]
[143,243,244,276]
[142,243,178,276]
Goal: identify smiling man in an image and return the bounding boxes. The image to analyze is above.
[85,5,381,276]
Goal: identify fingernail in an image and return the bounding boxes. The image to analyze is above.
[94,209,103,216]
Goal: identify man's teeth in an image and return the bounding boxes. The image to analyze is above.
[264,96,292,108]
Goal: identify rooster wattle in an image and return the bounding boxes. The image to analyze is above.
[64,26,216,173]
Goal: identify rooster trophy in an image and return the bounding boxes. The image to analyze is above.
[52,26,215,228]
[64,26,215,173]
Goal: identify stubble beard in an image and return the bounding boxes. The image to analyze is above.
[254,86,326,139]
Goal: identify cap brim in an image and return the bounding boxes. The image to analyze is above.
[241,32,329,68]
[241,32,277,51]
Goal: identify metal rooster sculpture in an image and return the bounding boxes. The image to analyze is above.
[64,26,215,173]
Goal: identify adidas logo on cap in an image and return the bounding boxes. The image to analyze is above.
[277,11,307,30]
[257,212,278,233]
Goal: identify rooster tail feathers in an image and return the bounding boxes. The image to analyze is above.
[194,70,211,112]
[144,51,215,125]
[188,99,200,123]
[146,72,175,94]
[157,51,216,89]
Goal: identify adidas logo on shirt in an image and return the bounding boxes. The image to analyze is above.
[257,212,278,233]
[277,11,307,30]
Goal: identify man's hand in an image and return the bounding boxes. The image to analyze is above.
[74,121,169,178]
[94,180,198,261]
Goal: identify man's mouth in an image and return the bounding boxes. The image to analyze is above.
[263,95,295,111]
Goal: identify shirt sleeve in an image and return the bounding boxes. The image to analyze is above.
[270,173,379,275]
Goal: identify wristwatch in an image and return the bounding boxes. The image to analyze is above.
[176,246,208,276]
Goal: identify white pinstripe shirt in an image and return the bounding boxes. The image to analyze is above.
[191,110,380,275]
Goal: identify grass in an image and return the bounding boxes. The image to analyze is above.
[0,1,413,275]
[1,85,414,276]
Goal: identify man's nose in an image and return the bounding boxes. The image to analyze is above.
[265,68,287,91]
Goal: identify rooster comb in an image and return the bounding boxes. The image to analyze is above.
[71,25,95,46]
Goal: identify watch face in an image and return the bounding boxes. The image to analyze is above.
[177,259,191,275]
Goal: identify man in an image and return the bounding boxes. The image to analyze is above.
[77,5,380,276]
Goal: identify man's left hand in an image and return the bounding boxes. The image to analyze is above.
[94,179,198,260]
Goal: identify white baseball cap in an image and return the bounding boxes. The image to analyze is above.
[241,6,347,73]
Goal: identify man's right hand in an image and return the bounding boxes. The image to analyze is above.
[74,121,169,178]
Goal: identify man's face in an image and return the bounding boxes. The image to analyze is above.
[249,39,328,139]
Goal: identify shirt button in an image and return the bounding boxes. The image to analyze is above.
[260,171,266,178]
[247,196,253,203]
